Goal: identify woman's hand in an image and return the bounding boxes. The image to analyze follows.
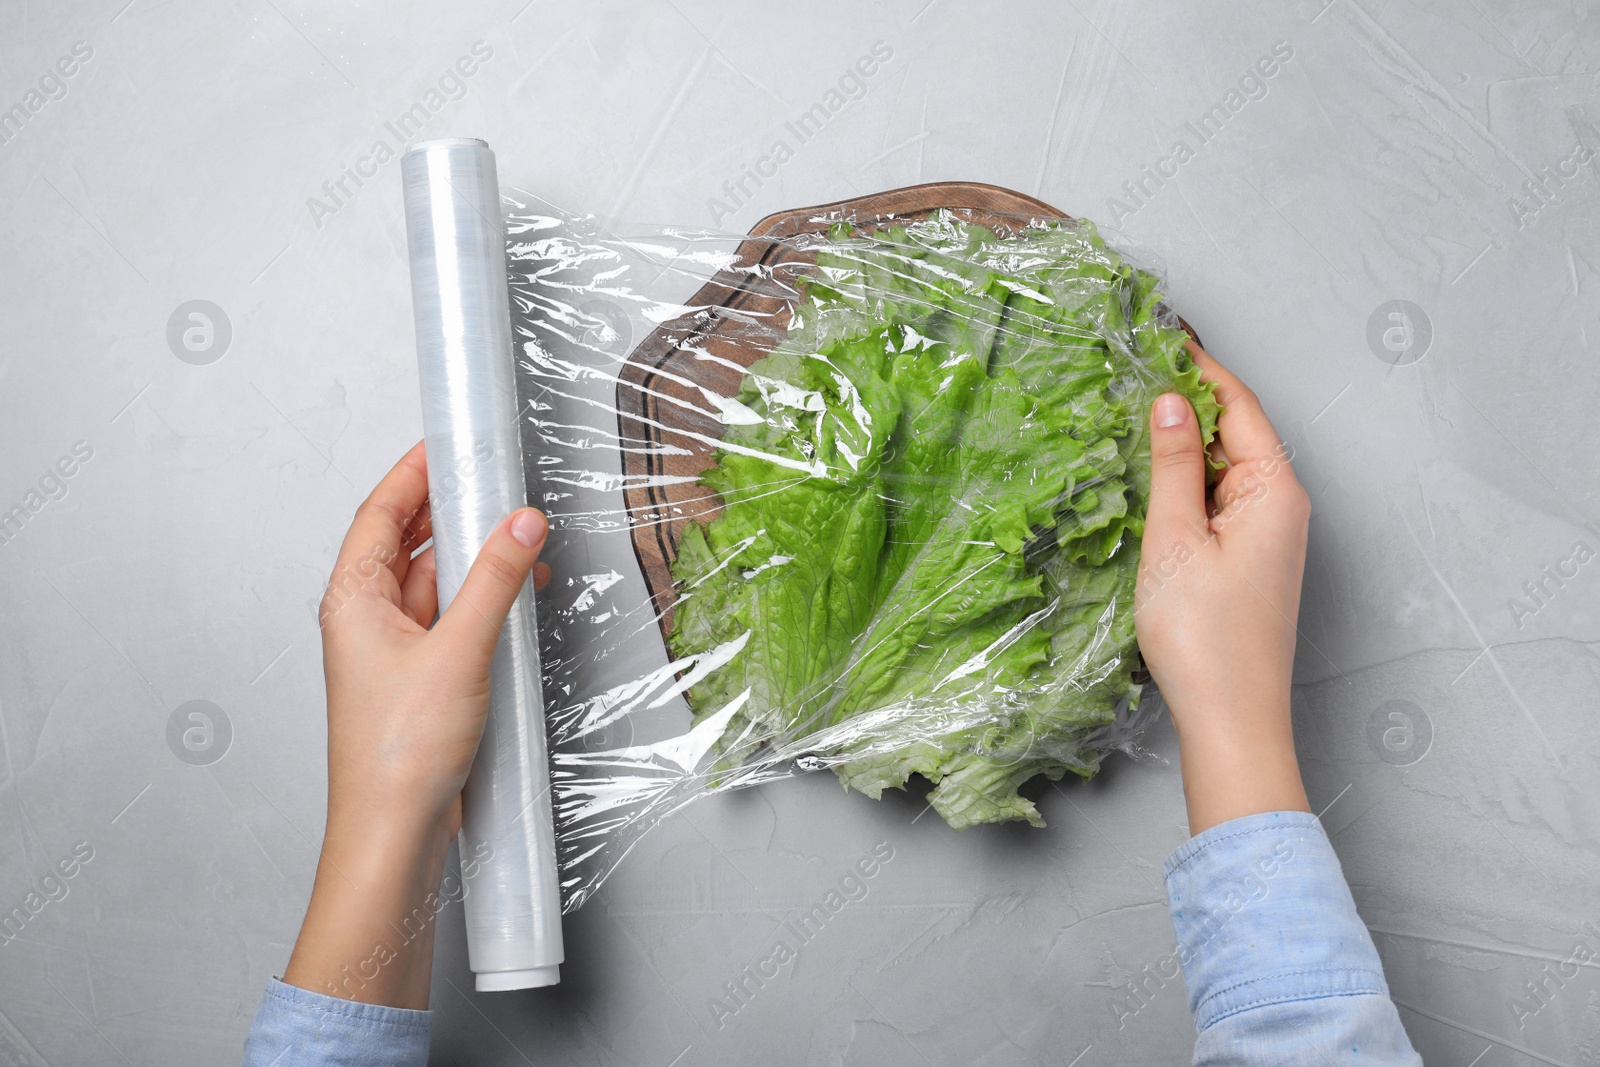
[1134,344,1312,835]
[282,442,550,1009]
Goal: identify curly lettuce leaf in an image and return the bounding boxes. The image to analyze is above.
[668,213,1218,828]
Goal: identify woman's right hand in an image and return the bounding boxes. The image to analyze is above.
[1133,343,1313,835]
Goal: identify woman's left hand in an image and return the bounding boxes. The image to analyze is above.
[282,441,550,1009]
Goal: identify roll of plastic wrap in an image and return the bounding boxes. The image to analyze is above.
[401,137,564,991]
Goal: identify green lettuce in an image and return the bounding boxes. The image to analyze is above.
[668,213,1219,828]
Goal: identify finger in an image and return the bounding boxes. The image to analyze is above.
[400,544,439,628]
[395,500,434,584]
[533,562,551,592]
[1143,392,1210,549]
[431,508,549,667]
[1187,342,1287,467]
[332,442,432,602]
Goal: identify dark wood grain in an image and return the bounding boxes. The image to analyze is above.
[615,182,1199,639]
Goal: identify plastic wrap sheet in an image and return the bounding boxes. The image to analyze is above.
[505,189,1220,911]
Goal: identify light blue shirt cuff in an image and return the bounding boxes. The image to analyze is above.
[1164,810,1389,1031]
[240,977,431,1067]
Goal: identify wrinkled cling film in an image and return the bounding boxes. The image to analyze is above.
[501,189,1219,912]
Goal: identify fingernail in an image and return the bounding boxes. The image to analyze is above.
[1154,393,1189,428]
[511,509,547,548]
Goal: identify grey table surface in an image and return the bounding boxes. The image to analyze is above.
[2,1,1598,1064]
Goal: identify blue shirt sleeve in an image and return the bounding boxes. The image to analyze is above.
[1164,810,1422,1065]
[240,978,431,1067]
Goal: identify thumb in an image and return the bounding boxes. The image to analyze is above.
[1143,393,1209,547]
[432,508,548,666]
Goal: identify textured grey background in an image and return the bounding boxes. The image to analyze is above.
[2,0,1598,1064]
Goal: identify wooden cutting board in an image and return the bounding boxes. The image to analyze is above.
[614,182,1199,638]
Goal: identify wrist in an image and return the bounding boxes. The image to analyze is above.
[323,801,446,866]
[282,809,455,1009]
[1172,707,1309,835]
[326,770,457,845]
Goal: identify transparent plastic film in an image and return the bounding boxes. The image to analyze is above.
[504,188,1221,912]
[402,140,563,989]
